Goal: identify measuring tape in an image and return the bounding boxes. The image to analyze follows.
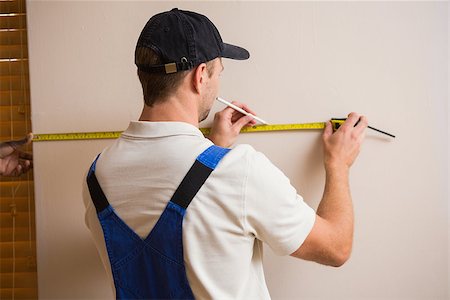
[32,131,124,141]
[33,119,396,141]
[33,121,337,142]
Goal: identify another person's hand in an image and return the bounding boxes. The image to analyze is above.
[0,133,33,177]
[208,101,257,147]
[322,113,368,172]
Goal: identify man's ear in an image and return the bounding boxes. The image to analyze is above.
[192,63,207,94]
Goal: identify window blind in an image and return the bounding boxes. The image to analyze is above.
[0,0,37,299]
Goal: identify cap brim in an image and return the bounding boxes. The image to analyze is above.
[222,43,250,60]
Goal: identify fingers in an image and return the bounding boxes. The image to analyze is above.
[344,113,368,143]
[3,159,20,177]
[19,151,33,161]
[228,100,256,118]
[14,164,23,176]
[353,115,368,137]
[210,100,260,147]
[338,113,368,137]
[220,100,259,125]
[231,103,258,126]
[4,158,32,177]
[322,121,333,140]
[341,112,361,130]
[233,115,255,131]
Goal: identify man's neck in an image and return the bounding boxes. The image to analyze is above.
[138,96,200,127]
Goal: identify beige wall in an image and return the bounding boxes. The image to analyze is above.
[27,1,448,299]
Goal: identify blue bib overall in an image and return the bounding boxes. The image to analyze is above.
[87,145,230,299]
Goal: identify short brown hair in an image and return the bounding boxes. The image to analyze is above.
[135,47,215,106]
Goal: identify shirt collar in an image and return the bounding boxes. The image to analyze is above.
[121,121,205,139]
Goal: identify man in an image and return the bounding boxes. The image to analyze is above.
[83,8,368,299]
[0,133,33,177]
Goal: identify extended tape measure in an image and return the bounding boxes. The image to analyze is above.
[32,122,331,142]
[32,119,394,141]
[200,122,329,136]
[33,131,124,141]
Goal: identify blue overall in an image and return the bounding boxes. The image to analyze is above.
[87,145,230,299]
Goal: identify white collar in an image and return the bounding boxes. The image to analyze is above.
[121,121,204,139]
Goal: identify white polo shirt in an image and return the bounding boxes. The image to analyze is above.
[82,121,316,300]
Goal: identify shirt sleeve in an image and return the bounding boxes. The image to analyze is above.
[243,149,316,256]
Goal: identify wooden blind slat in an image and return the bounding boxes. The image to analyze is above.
[0,196,34,212]
[0,241,36,259]
[0,257,36,273]
[0,75,29,90]
[0,1,24,14]
[0,104,29,121]
[0,29,27,44]
[0,44,27,58]
[0,120,30,138]
[0,90,27,105]
[0,181,33,199]
[0,227,35,242]
[0,61,29,76]
[0,212,35,228]
[0,288,38,299]
[0,272,37,288]
[0,14,26,29]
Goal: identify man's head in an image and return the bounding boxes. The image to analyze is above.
[135,8,249,119]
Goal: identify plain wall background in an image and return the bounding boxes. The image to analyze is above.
[27,1,448,299]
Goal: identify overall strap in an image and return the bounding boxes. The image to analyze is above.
[87,145,230,213]
[86,155,110,213]
[171,145,230,209]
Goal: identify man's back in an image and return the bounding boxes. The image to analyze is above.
[83,121,315,299]
[83,7,367,299]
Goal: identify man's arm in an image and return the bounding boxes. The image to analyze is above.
[291,113,367,267]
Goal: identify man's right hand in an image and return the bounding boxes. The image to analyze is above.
[208,101,257,148]
[322,113,368,172]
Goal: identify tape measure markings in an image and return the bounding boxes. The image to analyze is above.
[200,122,327,135]
[33,131,123,141]
[32,119,394,142]
[33,122,330,142]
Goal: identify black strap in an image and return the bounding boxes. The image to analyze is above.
[137,60,195,74]
[170,160,214,209]
[87,169,110,213]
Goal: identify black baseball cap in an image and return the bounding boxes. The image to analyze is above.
[135,8,250,74]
